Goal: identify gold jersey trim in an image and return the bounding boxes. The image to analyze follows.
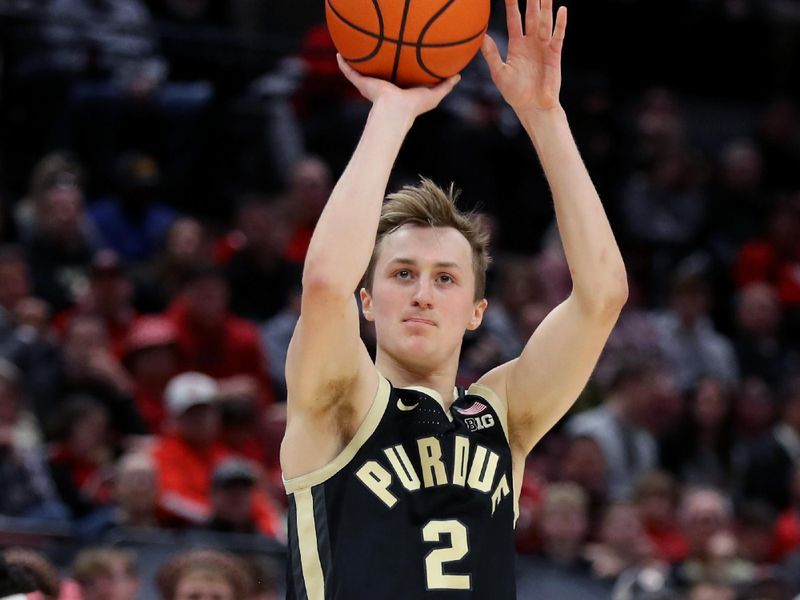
[284,374,391,494]
[294,488,325,600]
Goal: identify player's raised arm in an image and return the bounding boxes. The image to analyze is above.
[478,0,628,454]
[285,58,460,421]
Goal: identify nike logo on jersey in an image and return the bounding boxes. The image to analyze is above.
[397,399,419,412]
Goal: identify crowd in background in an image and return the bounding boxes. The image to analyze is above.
[2,0,800,598]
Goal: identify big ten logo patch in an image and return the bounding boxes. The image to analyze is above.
[465,414,495,432]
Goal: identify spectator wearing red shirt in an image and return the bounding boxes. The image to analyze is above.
[634,470,688,562]
[122,315,180,433]
[735,199,800,310]
[165,265,274,408]
[772,463,800,560]
[48,397,116,518]
[281,156,332,264]
[151,372,279,536]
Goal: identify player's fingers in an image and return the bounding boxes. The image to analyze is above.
[430,74,461,98]
[551,6,567,54]
[336,53,362,86]
[525,0,540,36]
[539,0,553,40]
[480,34,504,76]
[504,0,523,39]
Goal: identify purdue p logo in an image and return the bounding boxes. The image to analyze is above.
[464,414,495,432]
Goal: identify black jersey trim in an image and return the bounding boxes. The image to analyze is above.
[312,485,334,595]
[284,373,391,493]
[287,495,309,600]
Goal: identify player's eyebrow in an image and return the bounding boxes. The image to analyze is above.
[388,258,462,270]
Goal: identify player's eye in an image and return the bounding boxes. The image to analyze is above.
[438,274,454,284]
[396,269,412,279]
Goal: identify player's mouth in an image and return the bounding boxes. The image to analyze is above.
[403,317,437,326]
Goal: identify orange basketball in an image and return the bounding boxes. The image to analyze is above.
[326,0,490,87]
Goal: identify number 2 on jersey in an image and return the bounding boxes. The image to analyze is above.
[422,520,471,590]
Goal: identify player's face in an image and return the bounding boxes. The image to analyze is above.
[361,225,487,369]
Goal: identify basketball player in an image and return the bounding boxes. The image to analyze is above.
[281,0,628,597]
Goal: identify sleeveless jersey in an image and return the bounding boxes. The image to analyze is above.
[284,374,518,600]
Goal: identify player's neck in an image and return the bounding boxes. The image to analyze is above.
[375,351,458,410]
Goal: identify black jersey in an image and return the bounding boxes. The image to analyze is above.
[285,374,518,600]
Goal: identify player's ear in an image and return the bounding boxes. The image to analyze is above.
[467,298,488,331]
[360,288,375,322]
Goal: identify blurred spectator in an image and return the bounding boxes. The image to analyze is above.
[133,216,213,312]
[653,265,739,392]
[261,287,300,401]
[772,464,800,561]
[734,282,798,390]
[72,548,139,600]
[755,98,800,193]
[224,197,299,322]
[734,198,800,316]
[155,549,253,600]
[634,471,688,563]
[0,244,32,344]
[560,434,608,520]
[88,153,178,261]
[0,548,61,600]
[22,158,98,311]
[151,371,228,526]
[122,315,180,433]
[734,376,778,443]
[566,361,665,501]
[705,139,769,268]
[48,396,116,518]
[28,313,147,438]
[205,457,281,537]
[740,377,800,512]
[584,501,652,583]
[687,582,736,600]
[734,501,778,566]
[517,483,610,599]
[78,452,159,538]
[672,486,753,589]
[165,264,274,407]
[280,156,333,264]
[54,249,138,357]
[660,377,738,490]
[0,359,66,521]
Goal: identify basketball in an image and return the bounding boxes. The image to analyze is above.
[326,0,491,87]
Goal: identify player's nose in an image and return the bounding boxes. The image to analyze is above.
[411,278,434,308]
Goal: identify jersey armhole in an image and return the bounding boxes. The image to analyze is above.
[465,382,510,444]
[465,381,520,525]
[283,372,391,494]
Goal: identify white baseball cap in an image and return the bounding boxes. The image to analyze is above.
[165,372,219,416]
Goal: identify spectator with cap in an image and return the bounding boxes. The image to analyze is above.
[205,457,281,538]
[122,315,180,433]
[88,153,179,262]
[150,371,230,526]
[165,264,274,408]
[53,249,139,357]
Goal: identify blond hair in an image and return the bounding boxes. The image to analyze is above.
[363,179,491,301]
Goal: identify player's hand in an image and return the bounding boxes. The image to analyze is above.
[337,54,460,118]
[481,0,567,114]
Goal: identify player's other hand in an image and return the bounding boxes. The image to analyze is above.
[482,0,566,114]
[337,54,460,118]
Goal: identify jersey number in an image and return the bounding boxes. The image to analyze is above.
[422,520,471,590]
